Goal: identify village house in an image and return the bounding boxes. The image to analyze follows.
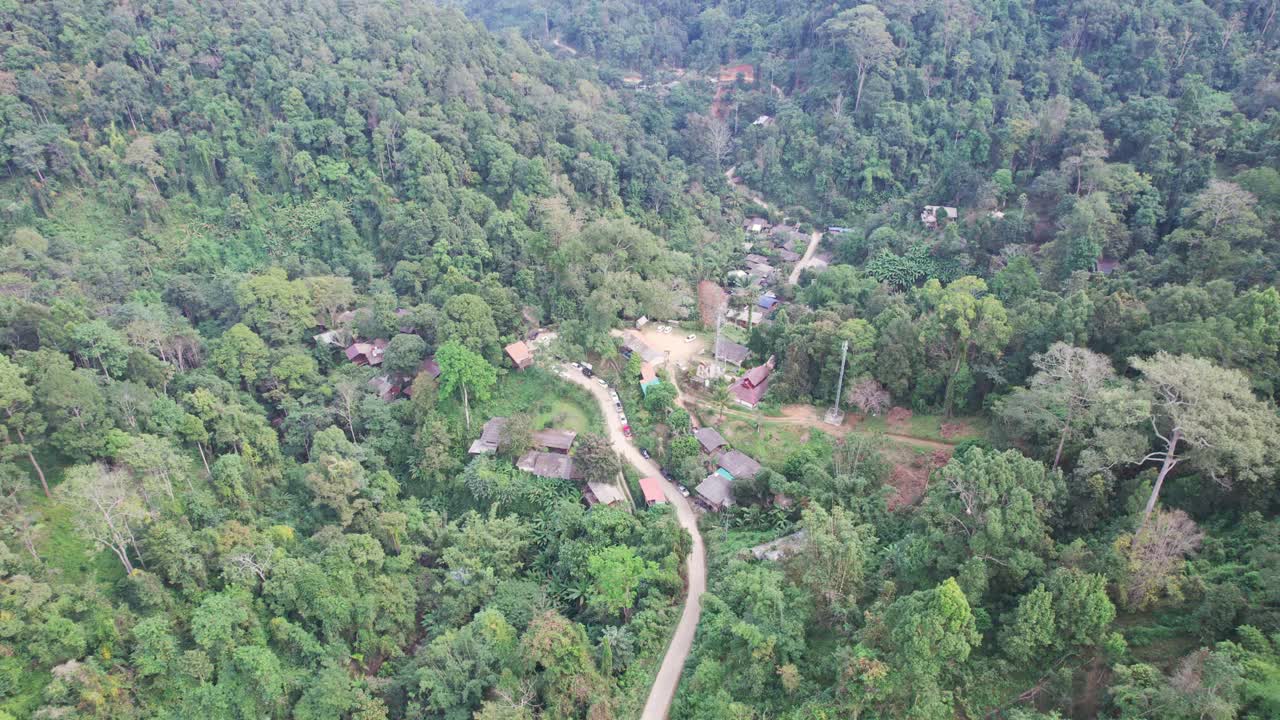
[694,427,728,455]
[584,481,626,507]
[504,340,533,369]
[532,428,577,454]
[921,205,958,229]
[730,356,775,408]
[622,332,666,365]
[716,449,762,481]
[714,338,751,367]
[345,339,389,366]
[639,362,662,396]
[638,477,667,506]
[744,216,771,234]
[695,469,735,510]
[367,375,402,402]
[517,450,577,480]
[468,417,508,455]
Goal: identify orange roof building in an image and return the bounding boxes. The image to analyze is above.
[504,340,533,369]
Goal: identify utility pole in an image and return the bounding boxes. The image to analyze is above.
[824,340,849,426]
[713,299,727,377]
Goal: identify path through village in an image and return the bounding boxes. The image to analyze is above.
[559,366,705,720]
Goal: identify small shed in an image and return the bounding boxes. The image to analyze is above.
[468,417,508,455]
[639,477,667,506]
[584,481,626,507]
[505,341,533,370]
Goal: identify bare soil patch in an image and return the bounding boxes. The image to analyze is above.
[885,447,951,511]
[886,406,913,427]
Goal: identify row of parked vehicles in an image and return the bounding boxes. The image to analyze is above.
[567,360,691,498]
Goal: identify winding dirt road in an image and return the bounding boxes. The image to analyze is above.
[787,231,825,285]
[559,365,705,719]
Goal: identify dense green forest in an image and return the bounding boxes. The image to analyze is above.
[3,0,1280,718]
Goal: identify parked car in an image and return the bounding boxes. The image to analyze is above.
[677,485,691,497]
[569,361,580,370]
[639,448,650,459]
[596,378,608,387]
[684,334,696,343]
[661,469,674,481]
[622,425,632,437]
[581,366,594,377]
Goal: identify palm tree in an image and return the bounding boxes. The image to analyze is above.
[712,382,731,423]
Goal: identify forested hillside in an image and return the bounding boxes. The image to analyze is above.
[468,1,1280,719]
[0,1,713,717]
[3,0,1280,719]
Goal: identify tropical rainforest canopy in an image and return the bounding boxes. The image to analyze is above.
[2,0,1280,718]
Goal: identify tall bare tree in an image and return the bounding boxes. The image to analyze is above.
[997,343,1115,469]
[820,5,899,114]
[62,463,148,575]
[1129,353,1278,528]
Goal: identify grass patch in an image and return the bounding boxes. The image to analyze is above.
[475,367,604,434]
[719,419,816,469]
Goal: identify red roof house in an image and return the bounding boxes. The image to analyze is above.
[639,477,667,506]
[505,340,533,369]
[730,355,775,408]
[345,339,389,366]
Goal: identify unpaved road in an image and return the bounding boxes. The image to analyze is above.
[787,231,825,285]
[724,165,769,210]
[559,365,705,719]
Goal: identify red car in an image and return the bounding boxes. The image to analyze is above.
[622,425,632,437]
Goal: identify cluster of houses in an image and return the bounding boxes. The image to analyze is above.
[467,417,657,511]
[689,426,764,511]
[313,309,538,403]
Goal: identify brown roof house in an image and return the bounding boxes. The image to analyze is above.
[694,427,728,455]
[345,339,389,366]
[517,450,577,480]
[584,481,626,507]
[468,417,508,455]
[730,356,775,408]
[921,205,959,229]
[533,428,578,454]
[368,375,403,402]
[696,469,735,511]
[505,340,533,370]
[714,338,751,367]
[716,449,762,481]
[622,332,665,365]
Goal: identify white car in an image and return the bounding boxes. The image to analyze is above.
[597,378,608,387]
[684,334,696,343]
[570,362,580,369]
